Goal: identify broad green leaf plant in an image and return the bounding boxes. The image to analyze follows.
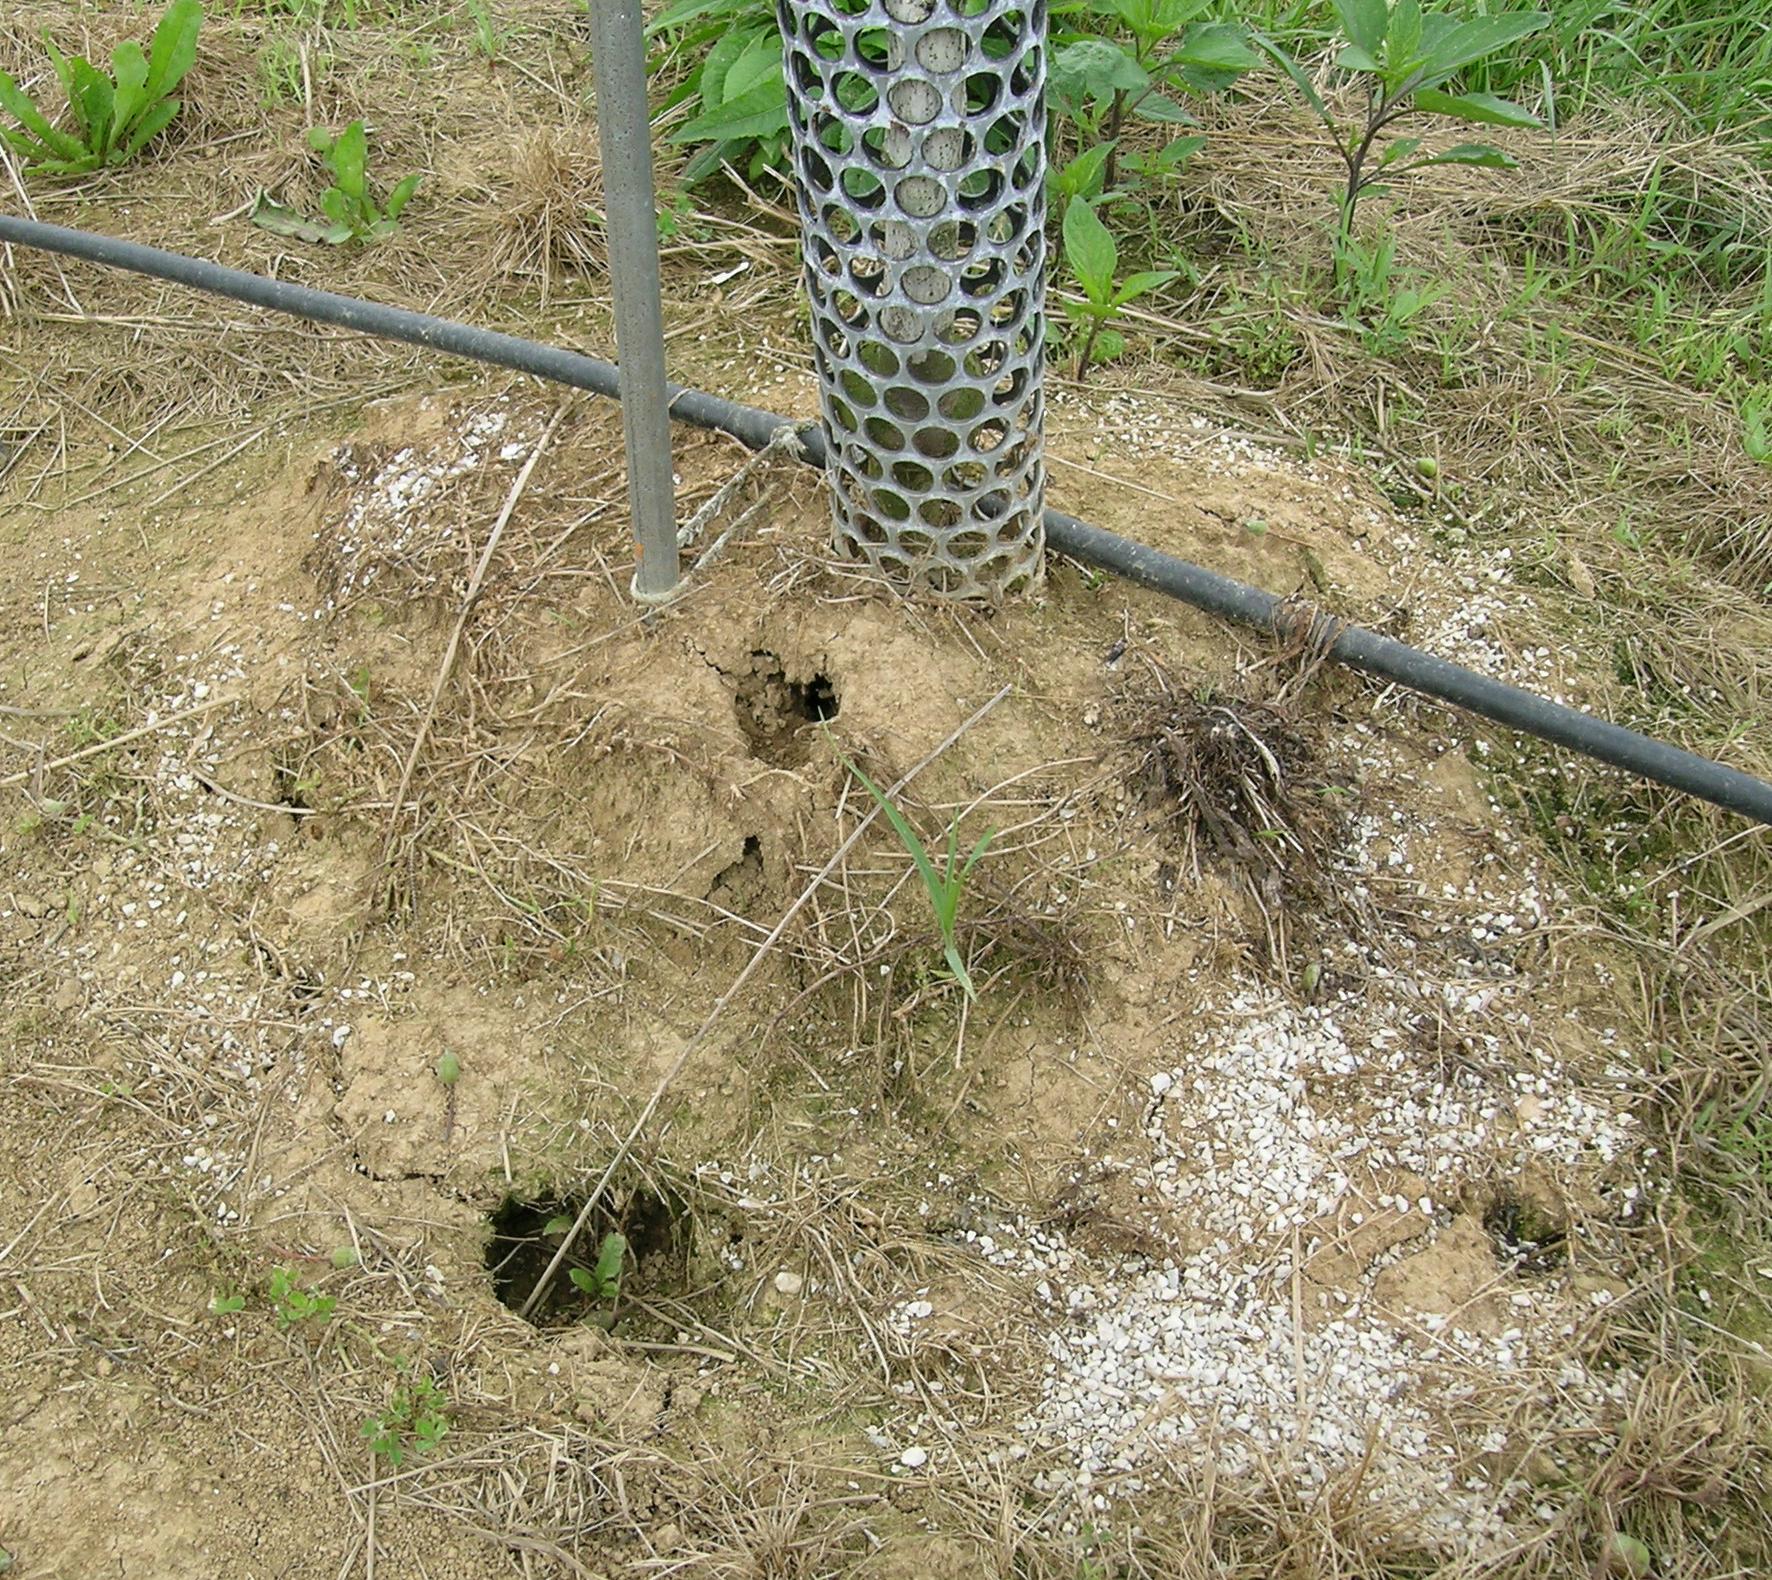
[649,0,788,188]
[250,120,421,245]
[1050,0,1258,189]
[1255,1,1550,270]
[0,0,202,177]
[1062,195,1178,376]
[547,1220,628,1328]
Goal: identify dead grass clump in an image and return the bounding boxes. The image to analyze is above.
[1123,682,1346,897]
[486,128,606,296]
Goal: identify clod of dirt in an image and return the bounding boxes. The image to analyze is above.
[486,1186,691,1329]
[732,651,838,766]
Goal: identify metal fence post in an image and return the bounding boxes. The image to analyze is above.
[589,0,681,600]
[781,0,1048,599]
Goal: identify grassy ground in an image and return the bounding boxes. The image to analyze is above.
[1,1,1770,1577]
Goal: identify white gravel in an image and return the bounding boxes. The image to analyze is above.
[962,985,1644,1547]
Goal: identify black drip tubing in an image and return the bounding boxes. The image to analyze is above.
[3,213,1768,826]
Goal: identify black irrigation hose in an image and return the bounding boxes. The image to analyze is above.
[5,212,1771,827]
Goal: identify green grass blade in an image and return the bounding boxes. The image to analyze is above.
[1247,31,1329,124]
[840,751,946,916]
[943,940,978,1002]
[956,828,997,884]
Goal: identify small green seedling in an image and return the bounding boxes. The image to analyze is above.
[435,1050,461,1086]
[208,1291,246,1316]
[834,742,996,1001]
[1048,1,1257,189]
[569,1231,629,1328]
[250,120,421,245]
[1255,1,1550,273]
[362,1363,450,1467]
[0,0,201,177]
[268,1266,336,1329]
[1061,196,1178,378]
[465,0,503,59]
[1744,393,1772,466]
[331,1245,359,1269]
[1600,1533,1652,1579]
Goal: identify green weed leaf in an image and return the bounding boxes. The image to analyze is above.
[672,67,786,144]
[1336,44,1382,74]
[1410,88,1542,128]
[1090,326,1127,365]
[1054,141,1115,201]
[594,1232,628,1292]
[1403,142,1519,171]
[44,39,78,108]
[330,120,368,201]
[1386,0,1425,77]
[1418,12,1550,85]
[145,0,203,103]
[1110,0,1212,49]
[646,0,756,34]
[1113,268,1180,306]
[68,58,115,154]
[110,41,149,136]
[1332,0,1389,60]
[696,29,752,109]
[117,96,178,160]
[0,69,86,161]
[1130,133,1205,178]
[384,171,421,220]
[249,190,336,243]
[1130,91,1196,124]
[1050,39,1148,111]
[1166,22,1259,77]
[1063,197,1118,305]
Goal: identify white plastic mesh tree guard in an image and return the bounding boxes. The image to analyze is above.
[781,0,1047,598]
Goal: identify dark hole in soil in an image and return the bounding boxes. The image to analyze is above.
[710,834,766,908]
[1483,1192,1568,1275]
[733,651,838,766]
[485,1185,690,1329]
[271,760,310,813]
